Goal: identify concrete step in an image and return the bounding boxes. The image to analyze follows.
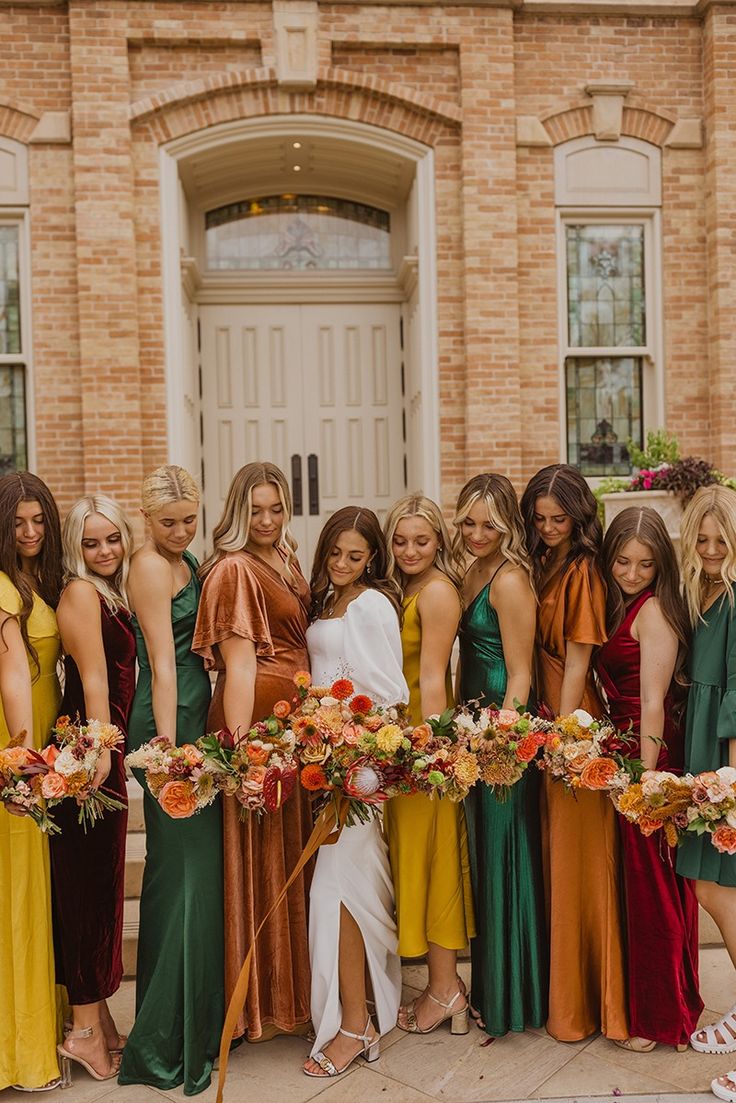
[126,774,144,832]
[123,897,139,978]
[124,831,145,899]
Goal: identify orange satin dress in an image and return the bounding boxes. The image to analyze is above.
[536,557,628,1042]
[192,550,313,1042]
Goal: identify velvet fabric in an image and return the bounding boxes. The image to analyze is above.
[192,550,313,1043]
[597,588,703,1046]
[536,558,629,1043]
[50,596,135,1006]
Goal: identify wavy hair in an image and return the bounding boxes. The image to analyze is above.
[199,462,298,581]
[384,494,462,592]
[141,464,200,516]
[452,474,533,587]
[0,471,63,675]
[62,496,134,613]
[520,464,602,589]
[680,484,736,626]
[309,506,402,622]
[602,506,690,692]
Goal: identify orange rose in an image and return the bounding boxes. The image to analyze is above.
[159,780,198,818]
[246,744,270,766]
[330,679,354,701]
[712,824,736,855]
[272,700,291,720]
[580,757,619,790]
[516,733,541,763]
[41,772,68,799]
[0,746,32,771]
[180,744,204,767]
[568,753,590,774]
[637,813,663,836]
[411,723,433,750]
[39,744,59,767]
[242,765,267,791]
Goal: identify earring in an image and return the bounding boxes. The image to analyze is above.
[365,561,374,578]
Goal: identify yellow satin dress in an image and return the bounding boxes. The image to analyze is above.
[0,572,65,1090]
[384,584,475,956]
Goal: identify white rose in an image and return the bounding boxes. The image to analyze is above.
[53,747,80,777]
[715,766,736,786]
[571,709,594,728]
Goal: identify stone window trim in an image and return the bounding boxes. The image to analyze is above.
[0,134,33,472]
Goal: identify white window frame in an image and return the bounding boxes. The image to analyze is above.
[556,207,664,482]
[0,209,34,471]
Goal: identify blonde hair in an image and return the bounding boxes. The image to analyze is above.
[62,496,134,612]
[384,493,462,591]
[141,465,200,516]
[680,484,736,625]
[199,462,298,580]
[452,473,533,588]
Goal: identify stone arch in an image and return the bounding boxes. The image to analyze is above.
[0,99,39,145]
[540,97,675,148]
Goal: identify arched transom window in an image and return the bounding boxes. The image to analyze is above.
[205,195,392,271]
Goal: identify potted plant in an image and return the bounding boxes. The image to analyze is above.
[597,430,736,542]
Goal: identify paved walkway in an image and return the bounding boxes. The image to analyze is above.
[2,948,731,1103]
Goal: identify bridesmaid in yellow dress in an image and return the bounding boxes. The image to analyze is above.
[383,494,475,1034]
[0,472,65,1091]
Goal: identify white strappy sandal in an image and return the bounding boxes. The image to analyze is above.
[712,1071,736,1103]
[691,1005,736,1054]
[303,1016,380,1078]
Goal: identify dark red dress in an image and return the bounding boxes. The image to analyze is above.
[50,596,136,1005]
[596,588,703,1046]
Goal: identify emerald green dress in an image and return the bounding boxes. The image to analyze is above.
[676,595,736,887]
[118,552,224,1096]
[458,578,548,1035]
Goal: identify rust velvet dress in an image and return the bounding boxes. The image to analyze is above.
[536,557,628,1042]
[192,550,313,1042]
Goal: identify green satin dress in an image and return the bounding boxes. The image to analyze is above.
[458,579,548,1036]
[118,552,224,1096]
[676,596,736,887]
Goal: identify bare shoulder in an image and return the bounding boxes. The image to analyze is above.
[129,545,172,586]
[634,594,671,636]
[417,575,461,619]
[58,578,101,616]
[493,564,534,603]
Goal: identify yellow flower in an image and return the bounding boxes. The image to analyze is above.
[451,751,479,789]
[375,724,404,755]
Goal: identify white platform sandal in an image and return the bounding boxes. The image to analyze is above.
[712,1071,736,1103]
[691,1006,736,1054]
[303,1017,380,1078]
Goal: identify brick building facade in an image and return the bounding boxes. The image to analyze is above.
[0,0,734,552]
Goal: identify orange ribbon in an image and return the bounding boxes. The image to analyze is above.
[215,795,349,1103]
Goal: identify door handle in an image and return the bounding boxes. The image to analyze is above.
[291,453,303,516]
[307,453,319,516]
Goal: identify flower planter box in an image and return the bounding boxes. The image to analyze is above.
[601,489,683,546]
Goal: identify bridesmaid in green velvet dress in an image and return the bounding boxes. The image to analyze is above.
[454,474,548,1036]
[118,466,224,1097]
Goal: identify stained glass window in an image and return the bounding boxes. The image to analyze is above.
[0,226,21,354]
[0,364,26,473]
[566,357,642,477]
[205,195,392,271]
[566,225,645,348]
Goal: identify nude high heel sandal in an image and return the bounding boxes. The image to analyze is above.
[399,988,470,1035]
[57,1025,121,1088]
[304,1017,380,1078]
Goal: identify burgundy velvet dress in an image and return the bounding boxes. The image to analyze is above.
[596,588,703,1046]
[50,596,136,1005]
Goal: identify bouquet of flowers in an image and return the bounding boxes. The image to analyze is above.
[125,735,226,818]
[684,767,736,855]
[406,709,481,802]
[0,716,126,834]
[540,709,640,794]
[613,770,695,847]
[452,705,549,800]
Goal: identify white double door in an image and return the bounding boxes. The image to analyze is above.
[200,302,406,571]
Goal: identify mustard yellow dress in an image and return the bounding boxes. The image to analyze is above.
[0,571,64,1091]
[384,584,475,957]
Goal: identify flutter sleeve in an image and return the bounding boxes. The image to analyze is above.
[0,572,22,617]
[342,589,409,707]
[562,559,607,647]
[716,602,736,743]
[192,555,274,670]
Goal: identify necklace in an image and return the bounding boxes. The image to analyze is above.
[703,574,725,587]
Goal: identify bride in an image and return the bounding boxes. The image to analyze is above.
[303,506,408,1078]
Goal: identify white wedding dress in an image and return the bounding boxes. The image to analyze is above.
[306,588,409,1057]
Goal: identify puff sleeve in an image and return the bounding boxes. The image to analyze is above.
[562,559,607,648]
[341,590,409,707]
[192,555,274,670]
[716,602,736,743]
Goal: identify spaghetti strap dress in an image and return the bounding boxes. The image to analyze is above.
[306,588,408,1058]
[596,587,702,1045]
[0,572,65,1091]
[384,580,475,958]
[536,557,628,1042]
[458,569,548,1036]
[118,551,224,1097]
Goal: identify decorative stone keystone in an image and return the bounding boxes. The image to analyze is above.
[29,111,72,144]
[665,117,703,149]
[584,82,634,141]
[516,115,552,147]
[273,0,318,89]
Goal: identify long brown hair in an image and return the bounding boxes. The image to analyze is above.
[602,506,689,693]
[0,472,63,674]
[520,463,602,589]
[309,506,402,622]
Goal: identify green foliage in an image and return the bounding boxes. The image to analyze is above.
[626,429,681,470]
[593,477,629,523]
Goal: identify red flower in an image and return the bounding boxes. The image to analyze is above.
[349,694,373,715]
[330,679,354,701]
